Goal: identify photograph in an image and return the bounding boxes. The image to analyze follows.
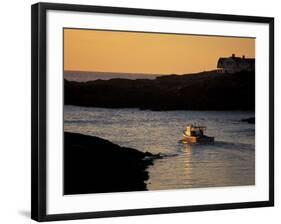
[63,28,256,195]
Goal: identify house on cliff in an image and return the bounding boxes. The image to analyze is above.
[217,54,255,74]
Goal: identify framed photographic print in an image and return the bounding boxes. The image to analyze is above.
[31,2,274,222]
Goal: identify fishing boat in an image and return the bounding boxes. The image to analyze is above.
[182,124,214,144]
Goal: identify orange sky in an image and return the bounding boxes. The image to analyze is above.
[64,28,255,75]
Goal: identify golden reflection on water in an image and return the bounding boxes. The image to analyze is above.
[182,144,193,185]
[147,143,196,190]
[147,141,255,191]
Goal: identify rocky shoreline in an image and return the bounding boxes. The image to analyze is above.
[64,70,255,111]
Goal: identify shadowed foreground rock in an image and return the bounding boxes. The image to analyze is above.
[64,132,159,195]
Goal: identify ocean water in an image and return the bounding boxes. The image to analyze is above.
[64,105,255,190]
[64,71,157,82]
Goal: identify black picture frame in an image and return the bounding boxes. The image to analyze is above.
[31,2,274,222]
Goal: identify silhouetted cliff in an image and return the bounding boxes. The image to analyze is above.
[64,70,255,110]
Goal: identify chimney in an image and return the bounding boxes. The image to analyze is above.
[232,53,235,58]
[242,55,245,59]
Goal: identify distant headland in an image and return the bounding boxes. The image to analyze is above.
[64,70,255,111]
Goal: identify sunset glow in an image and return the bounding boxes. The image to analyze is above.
[64,28,255,75]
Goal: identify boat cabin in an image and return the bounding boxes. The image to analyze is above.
[184,125,206,137]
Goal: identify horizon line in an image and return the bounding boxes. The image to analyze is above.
[63,69,221,76]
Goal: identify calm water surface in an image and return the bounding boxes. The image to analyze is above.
[64,105,255,190]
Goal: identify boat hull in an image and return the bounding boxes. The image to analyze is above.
[182,135,215,144]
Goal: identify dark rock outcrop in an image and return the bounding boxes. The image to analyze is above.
[64,132,158,195]
[240,117,255,124]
